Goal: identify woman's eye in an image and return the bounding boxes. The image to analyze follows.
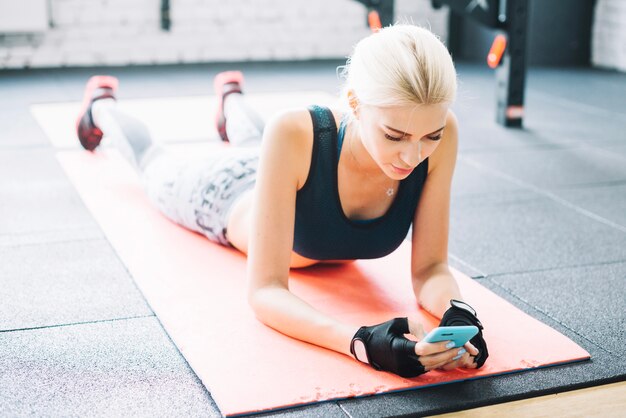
[384,133,403,142]
[428,134,442,141]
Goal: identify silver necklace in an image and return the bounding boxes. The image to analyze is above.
[347,129,397,197]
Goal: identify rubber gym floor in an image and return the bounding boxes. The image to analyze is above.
[1,60,625,417]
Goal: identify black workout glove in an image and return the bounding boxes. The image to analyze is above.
[350,317,426,378]
[439,300,489,368]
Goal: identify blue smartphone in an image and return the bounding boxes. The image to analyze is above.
[422,326,478,348]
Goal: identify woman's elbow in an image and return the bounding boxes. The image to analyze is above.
[247,283,264,317]
[246,281,281,324]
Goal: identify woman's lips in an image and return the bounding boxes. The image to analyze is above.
[391,164,414,175]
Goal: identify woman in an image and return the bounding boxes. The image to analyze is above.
[76,24,488,378]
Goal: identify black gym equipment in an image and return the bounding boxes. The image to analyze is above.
[161,0,171,31]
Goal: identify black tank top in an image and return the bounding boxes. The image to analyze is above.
[292,105,429,260]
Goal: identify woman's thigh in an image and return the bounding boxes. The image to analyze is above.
[142,147,259,245]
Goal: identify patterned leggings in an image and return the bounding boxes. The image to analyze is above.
[92,93,264,245]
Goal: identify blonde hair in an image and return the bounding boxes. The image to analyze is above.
[339,24,457,111]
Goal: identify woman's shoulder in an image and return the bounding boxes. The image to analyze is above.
[261,105,345,189]
[260,107,320,189]
[267,107,311,132]
[262,108,314,162]
[266,105,345,134]
[264,105,345,150]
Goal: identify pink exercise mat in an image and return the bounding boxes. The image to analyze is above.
[57,149,590,416]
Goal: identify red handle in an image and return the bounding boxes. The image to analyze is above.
[368,10,382,32]
[487,34,507,68]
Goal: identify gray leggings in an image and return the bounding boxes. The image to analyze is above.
[92,94,264,245]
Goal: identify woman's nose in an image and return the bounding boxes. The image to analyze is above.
[400,141,423,167]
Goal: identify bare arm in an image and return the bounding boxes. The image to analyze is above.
[410,111,481,369]
[410,110,463,319]
[246,110,357,356]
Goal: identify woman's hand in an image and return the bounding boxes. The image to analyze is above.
[438,300,489,368]
[436,341,480,371]
[350,318,470,377]
[409,320,478,372]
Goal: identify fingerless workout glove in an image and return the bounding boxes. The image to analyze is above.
[439,300,489,368]
[350,317,426,378]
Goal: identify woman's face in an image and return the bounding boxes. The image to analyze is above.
[355,102,449,180]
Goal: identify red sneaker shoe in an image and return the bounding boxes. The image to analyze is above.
[213,71,244,142]
[76,75,119,151]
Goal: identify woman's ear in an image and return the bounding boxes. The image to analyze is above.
[347,89,360,119]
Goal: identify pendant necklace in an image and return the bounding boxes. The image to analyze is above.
[348,130,397,197]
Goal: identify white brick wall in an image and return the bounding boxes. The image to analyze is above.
[0,0,48,32]
[0,0,448,69]
[592,0,626,72]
